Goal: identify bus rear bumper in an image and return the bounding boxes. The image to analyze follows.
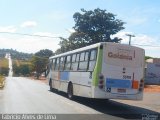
[106,92,143,101]
[92,87,143,101]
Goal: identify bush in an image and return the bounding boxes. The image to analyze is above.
[13,64,30,76]
[0,75,5,87]
[0,67,9,76]
[0,58,9,76]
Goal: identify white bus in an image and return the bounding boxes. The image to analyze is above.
[47,42,145,100]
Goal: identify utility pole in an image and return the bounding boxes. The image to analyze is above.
[126,34,135,45]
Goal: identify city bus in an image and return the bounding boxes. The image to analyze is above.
[47,42,145,100]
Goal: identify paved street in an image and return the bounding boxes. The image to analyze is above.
[0,77,159,120]
[8,54,13,77]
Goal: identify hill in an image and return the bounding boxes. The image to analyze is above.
[0,49,33,60]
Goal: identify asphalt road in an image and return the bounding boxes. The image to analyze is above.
[0,77,159,120]
[7,54,13,77]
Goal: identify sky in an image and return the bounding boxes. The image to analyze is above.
[0,0,160,57]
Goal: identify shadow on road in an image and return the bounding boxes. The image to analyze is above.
[74,97,159,120]
[50,90,159,120]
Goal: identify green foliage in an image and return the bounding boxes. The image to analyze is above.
[12,60,31,76]
[0,49,33,60]
[35,49,54,58]
[0,75,5,87]
[73,8,125,43]
[30,56,48,79]
[31,49,53,78]
[145,56,153,60]
[0,67,9,76]
[0,58,9,76]
[56,8,125,54]
[13,64,30,76]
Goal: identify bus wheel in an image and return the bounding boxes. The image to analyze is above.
[67,83,73,100]
[49,80,53,92]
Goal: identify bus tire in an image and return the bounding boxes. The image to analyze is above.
[67,83,73,100]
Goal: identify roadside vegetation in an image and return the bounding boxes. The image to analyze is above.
[12,59,31,77]
[12,49,54,79]
[31,49,53,79]
[0,58,9,76]
[55,8,125,54]
[0,58,9,88]
[0,48,33,60]
[0,75,5,88]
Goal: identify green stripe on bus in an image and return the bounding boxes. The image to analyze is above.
[92,47,103,86]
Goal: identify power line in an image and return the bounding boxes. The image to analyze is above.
[0,31,160,47]
[0,32,60,39]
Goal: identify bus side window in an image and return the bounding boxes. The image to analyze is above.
[52,59,55,70]
[79,51,88,70]
[72,54,76,62]
[64,55,71,70]
[71,53,79,71]
[59,57,65,71]
[88,49,97,71]
[49,59,52,70]
[55,58,60,71]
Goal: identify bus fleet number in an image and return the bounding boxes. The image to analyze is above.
[123,75,131,79]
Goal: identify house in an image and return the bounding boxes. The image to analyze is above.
[145,58,160,85]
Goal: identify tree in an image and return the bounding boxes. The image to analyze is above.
[32,49,54,78]
[57,8,125,54]
[73,8,125,43]
[0,67,9,76]
[35,49,54,58]
[13,64,30,76]
[30,56,48,79]
[145,56,153,60]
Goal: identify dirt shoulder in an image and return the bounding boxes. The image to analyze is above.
[29,76,48,84]
[144,85,160,92]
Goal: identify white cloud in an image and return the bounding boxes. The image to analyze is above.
[0,32,61,53]
[0,26,17,33]
[21,21,37,28]
[112,31,157,45]
[112,31,160,57]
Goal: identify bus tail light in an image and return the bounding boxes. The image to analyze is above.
[132,80,139,89]
[139,79,144,91]
[98,74,104,89]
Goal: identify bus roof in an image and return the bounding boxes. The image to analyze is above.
[50,42,100,59]
[49,42,144,59]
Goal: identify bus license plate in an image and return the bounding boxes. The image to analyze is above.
[117,88,126,93]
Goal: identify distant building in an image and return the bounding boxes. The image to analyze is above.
[146,58,160,63]
[145,58,160,85]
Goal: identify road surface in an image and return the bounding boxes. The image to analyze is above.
[0,77,159,120]
[7,54,13,77]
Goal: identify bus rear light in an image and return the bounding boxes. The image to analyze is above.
[98,74,104,89]
[99,80,104,84]
[139,79,144,91]
[99,74,104,79]
[132,80,139,89]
